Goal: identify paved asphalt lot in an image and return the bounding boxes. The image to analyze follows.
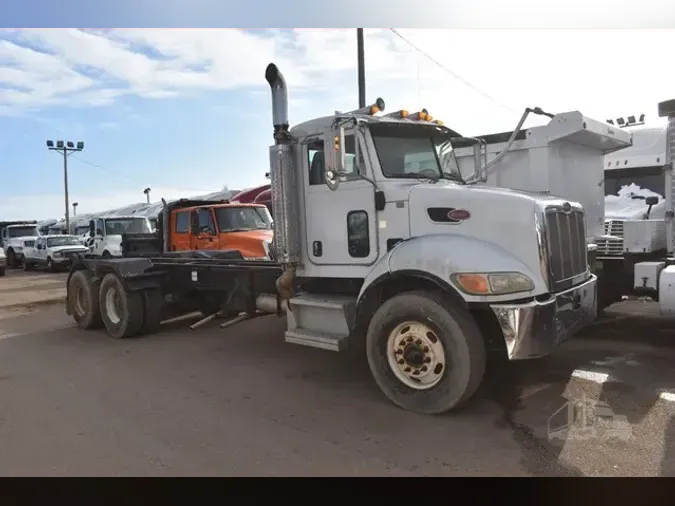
[2,271,675,475]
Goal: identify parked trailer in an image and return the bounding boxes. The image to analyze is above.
[66,62,599,415]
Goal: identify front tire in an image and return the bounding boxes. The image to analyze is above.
[6,249,17,269]
[0,266,5,277]
[46,257,55,273]
[365,290,486,415]
[99,273,145,339]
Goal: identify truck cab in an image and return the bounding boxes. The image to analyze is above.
[265,63,600,412]
[0,222,40,268]
[168,202,273,258]
[87,215,154,257]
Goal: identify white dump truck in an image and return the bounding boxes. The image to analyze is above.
[64,63,600,415]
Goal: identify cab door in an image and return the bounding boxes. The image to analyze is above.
[190,208,219,251]
[304,130,379,266]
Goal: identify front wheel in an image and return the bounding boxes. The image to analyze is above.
[6,249,17,269]
[46,257,55,273]
[366,290,486,415]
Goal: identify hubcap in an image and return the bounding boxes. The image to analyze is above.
[74,286,87,316]
[105,287,122,325]
[386,321,446,390]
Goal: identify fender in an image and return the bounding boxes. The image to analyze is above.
[357,233,546,306]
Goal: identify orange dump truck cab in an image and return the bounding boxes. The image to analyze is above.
[168,202,273,259]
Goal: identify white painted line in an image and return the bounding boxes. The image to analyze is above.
[0,332,23,341]
[571,369,611,384]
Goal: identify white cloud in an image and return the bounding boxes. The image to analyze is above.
[3,28,675,219]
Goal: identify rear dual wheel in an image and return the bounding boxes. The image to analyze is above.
[69,270,163,338]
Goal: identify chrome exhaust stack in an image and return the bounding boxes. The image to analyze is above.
[265,63,300,300]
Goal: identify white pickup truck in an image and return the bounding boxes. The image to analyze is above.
[23,235,89,272]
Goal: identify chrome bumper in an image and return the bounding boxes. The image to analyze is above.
[490,274,597,360]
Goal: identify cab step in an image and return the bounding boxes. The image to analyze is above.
[284,328,348,352]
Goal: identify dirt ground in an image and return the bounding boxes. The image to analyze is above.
[0,269,67,318]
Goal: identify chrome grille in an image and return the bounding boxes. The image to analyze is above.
[595,220,624,256]
[545,207,588,291]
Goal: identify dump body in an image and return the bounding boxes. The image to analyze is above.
[452,112,632,242]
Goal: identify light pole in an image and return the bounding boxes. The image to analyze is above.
[143,187,151,204]
[46,140,84,233]
[357,28,366,108]
[72,202,78,216]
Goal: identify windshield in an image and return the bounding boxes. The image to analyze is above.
[369,123,462,182]
[75,226,89,235]
[47,236,82,247]
[8,226,38,238]
[605,167,665,197]
[215,207,269,232]
[104,218,151,235]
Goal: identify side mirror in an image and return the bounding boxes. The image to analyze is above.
[326,124,346,191]
[645,195,659,219]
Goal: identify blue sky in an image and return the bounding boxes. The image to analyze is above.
[2,1,675,220]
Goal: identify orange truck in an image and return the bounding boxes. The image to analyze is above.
[121,199,274,259]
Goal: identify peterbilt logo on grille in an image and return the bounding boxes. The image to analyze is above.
[562,202,572,214]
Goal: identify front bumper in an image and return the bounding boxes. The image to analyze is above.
[490,274,597,360]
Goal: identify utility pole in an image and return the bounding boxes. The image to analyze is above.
[46,140,84,233]
[143,187,151,204]
[357,28,366,108]
[72,202,78,216]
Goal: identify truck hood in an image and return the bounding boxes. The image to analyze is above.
[604,183,665,220]
[49,245,89,254]
[407,182,576,293]
[220,229,273,258]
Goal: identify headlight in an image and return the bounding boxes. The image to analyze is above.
[14,246,23,252]
[451,272,535,296]
[53,252,63,258]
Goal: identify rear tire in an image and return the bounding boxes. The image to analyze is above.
[365,290,486,415]
[68,270,104,330]
[99,273,145,339]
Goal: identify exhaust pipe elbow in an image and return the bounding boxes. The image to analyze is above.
[265,63,289,132]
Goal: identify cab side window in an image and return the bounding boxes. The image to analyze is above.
[308,134,363,186]
[198,209,216,234]
[308,140,325,186]
[175,211,189,233]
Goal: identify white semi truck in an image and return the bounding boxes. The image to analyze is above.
[64,63,601,415]
[85,215,154,257]
[0,222,40,269]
